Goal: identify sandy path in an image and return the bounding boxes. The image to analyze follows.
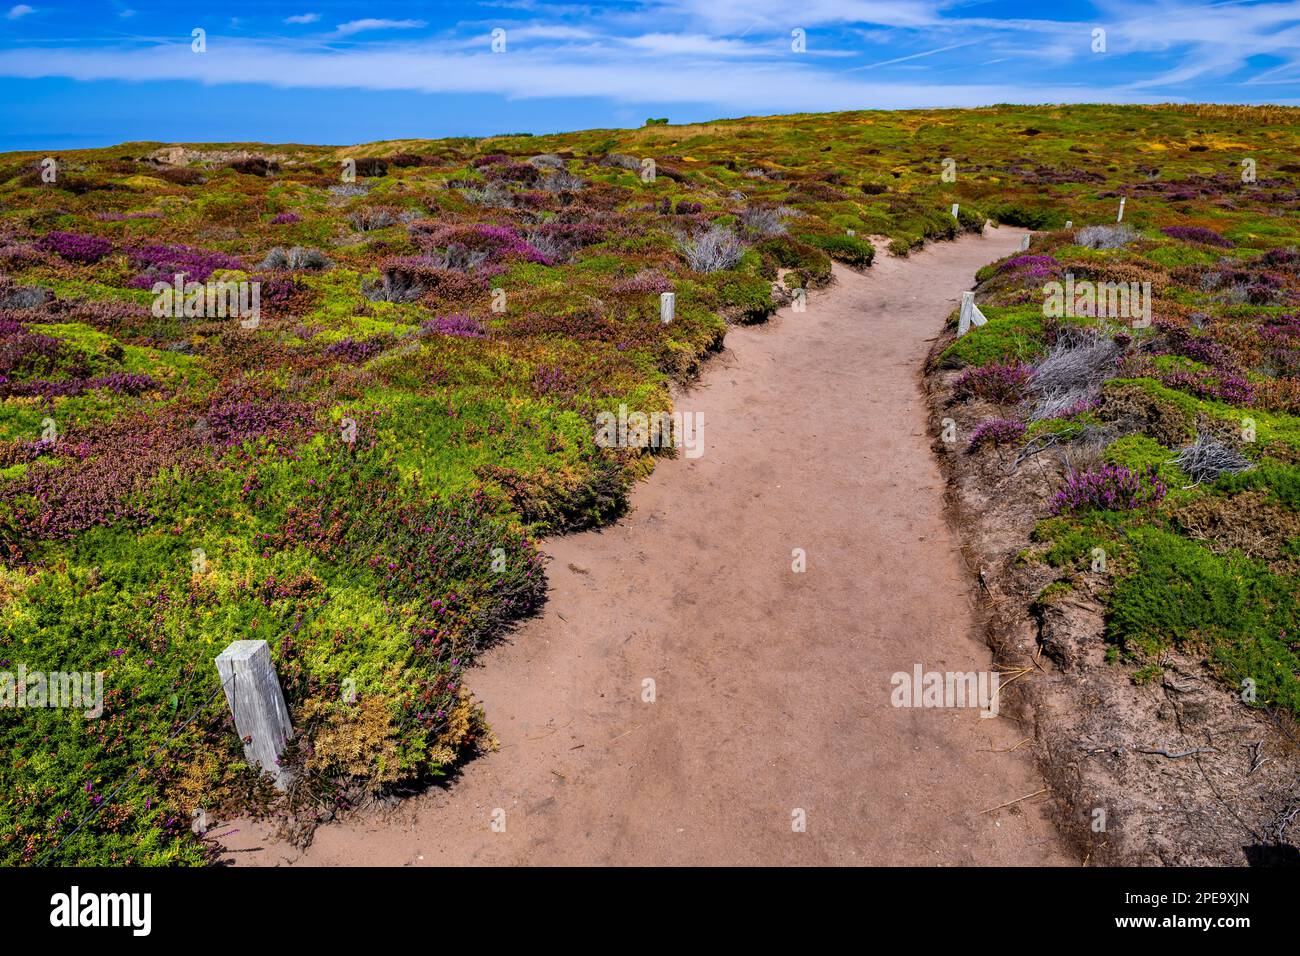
[221,226,1067,866]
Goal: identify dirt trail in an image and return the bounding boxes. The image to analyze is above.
[221,226,1068,866]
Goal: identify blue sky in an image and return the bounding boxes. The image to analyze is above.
[0,0,1298,151]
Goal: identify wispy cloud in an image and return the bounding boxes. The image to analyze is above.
[621,32,773,57]
[332,18,428,38]
[848,38,980,71]
[0,36,1157,111]
[654,0,950,32]
[0,0,1295,142]
[6,4,34,19]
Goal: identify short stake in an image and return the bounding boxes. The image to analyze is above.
[958,291,989,337]
[215,640,294,790]
[660,291,675,324]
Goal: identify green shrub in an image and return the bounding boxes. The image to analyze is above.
[1030,515,1119,570]
[755,236,833,288]
[937,305,1048,368]
[1108,527,1300,714]
[955,204,986,233]
[801,233,874,268]
[988,201,1064,230]
[1103,434,1191,491]
[1214,460,1300,510]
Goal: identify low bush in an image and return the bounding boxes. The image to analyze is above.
[1109,527,1299,714]
[954,361,1032,403]
[802,233,874,268]
[988,202,1062,230]
[1051,463,1168,514]
[1074,224,1137,250]
[39,232,113,265]
[260,246,334,271]
[677,225,745,273]
[968,417,1026,450]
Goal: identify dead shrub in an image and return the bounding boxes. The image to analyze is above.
[677,224,745,272]
[1098,381,1196,446]
[1172,490,1300,568]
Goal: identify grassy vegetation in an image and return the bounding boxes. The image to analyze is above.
[2,104,1300,863]
[940,107,1299,718]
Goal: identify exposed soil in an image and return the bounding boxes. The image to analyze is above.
[926,296,1300,867]
[219,227,1071,866]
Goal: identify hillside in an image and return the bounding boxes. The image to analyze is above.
[1,104,1298,864]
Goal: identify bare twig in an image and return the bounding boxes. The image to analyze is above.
[980,787,1049,814]
[1136,746,1216,759]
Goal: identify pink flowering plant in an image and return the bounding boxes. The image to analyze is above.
[1051,464,1168,514]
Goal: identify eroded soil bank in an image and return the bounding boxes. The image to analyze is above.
[221,227,1069,866]
[928,305,1300,868]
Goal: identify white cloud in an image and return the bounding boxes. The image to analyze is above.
[333,18,427,37]
[504,25,596,41]
[0,0,1293,115]
[6,4,34,19]
[654,0,948,32]
[284,13,320,25]
[0,38,1160,112]
[621,33,773,57]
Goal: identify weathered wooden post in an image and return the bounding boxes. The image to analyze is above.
[957,291,988,337]
[1117,198,1126,222]
[660,291,675,324]
[1020,233,1031,251]
[215,640,293,789]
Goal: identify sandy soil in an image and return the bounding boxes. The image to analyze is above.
[219,226,1070,866]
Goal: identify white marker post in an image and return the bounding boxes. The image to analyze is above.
[1020,234,1031,251]
[215,640,294,790]
[1117,198,1126,223]
[957,291,989,337]
[660,291,675,325]
[951,203,960,219]
[1065,220,1073,229]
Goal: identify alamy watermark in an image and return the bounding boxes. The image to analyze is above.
[1043,274,1151,327]
[1,664,103,717]
[151,274,261,327]
[890,664,1001,718]
[594,404,704,458]
[50,886,151,936]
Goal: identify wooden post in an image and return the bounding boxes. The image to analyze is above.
[958,291,988,337]
[215,640,293,789]
[660,291,675,324]
[1020,234,1031,251]
[1117,198,1126,222]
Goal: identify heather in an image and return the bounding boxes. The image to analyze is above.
[125,243,244,286]
[1051,464,1168,514]
[3,104,1300,864]
[968,418,1026,450]
[954,361,1031,404]
[1161,225,1234,248]
[935,109,1300,721]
